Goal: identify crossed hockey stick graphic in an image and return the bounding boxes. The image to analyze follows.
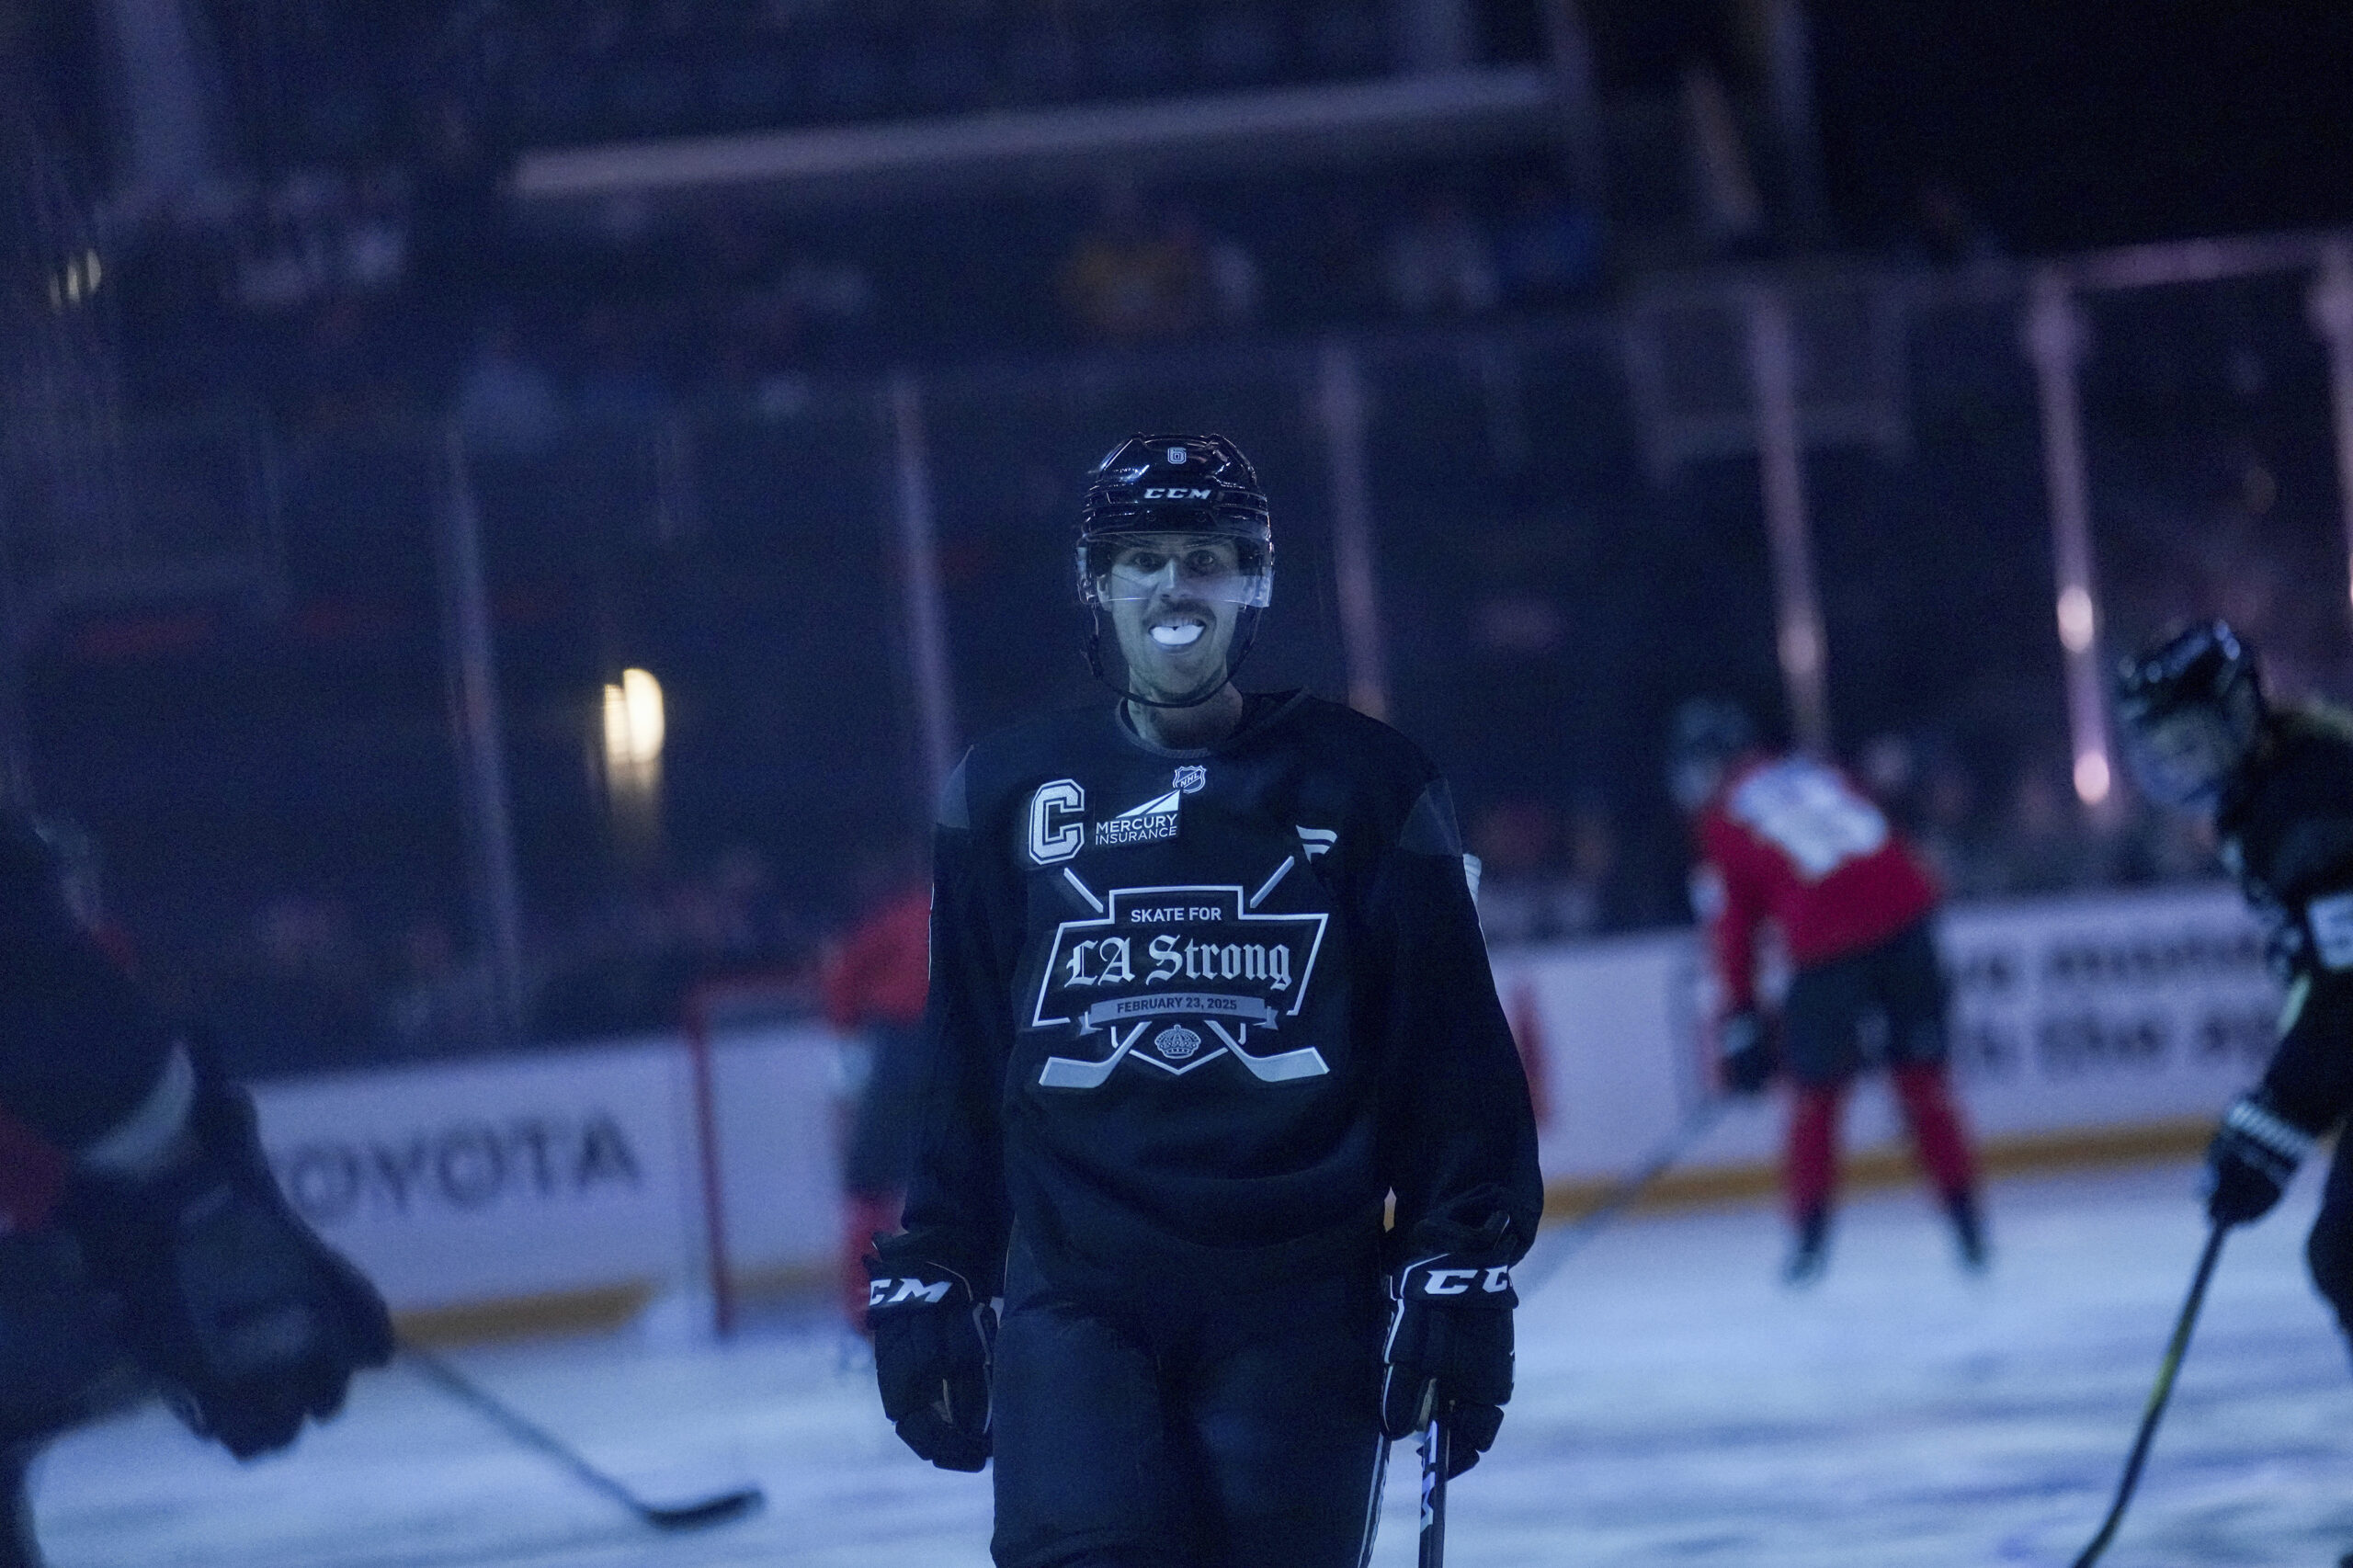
[1038,1018,1328,1087]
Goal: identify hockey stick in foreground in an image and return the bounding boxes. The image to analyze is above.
[1516,1096,1730,1296]
[402,1342,765,1530]
[1415,1384,1449,1568]
[2063,1222,2228,1568]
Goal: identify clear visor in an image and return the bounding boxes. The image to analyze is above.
[2122,708,2250,807]
[1080,534,1271,609]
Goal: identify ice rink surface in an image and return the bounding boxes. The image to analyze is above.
[31,1159,2353,1567]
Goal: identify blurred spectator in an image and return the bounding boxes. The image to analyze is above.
[1982,766,2110,896]
[1290,188,1385,324]
[1682,63,1764,256]
[1199,7,1284,83]
[1166,206,1262,331]
[705,844,786,963]
[294,301,403,432]
[1384,195,1497,316]
[408,96,507,292]
[202,894,377,1077]
[1562,795,1622,932]
[457,323,563,453]
[1302,0,1388,74]
[1471,798,1597,945]
[1062,183,1210,342]
[229,169,413,308]
[775,248,877,349]
[572,306,669,426]
[381,919,505,1057]
[530,846,802,1041]
[1495,176,1604,305]
[1907,751,1998,899]
[343,198,410,293]
[1912,180,2002,268]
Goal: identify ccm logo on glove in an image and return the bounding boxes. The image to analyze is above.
[864,1238,995,1473]
[870,1277,955,1308]
[1407,1265,1513,1298]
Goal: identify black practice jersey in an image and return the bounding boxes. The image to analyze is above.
[0,812,173,1152]
[2216,707,2353,1132]
[903,692,1542,1299]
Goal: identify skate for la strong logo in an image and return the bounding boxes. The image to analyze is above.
[1031,884,1329,1088]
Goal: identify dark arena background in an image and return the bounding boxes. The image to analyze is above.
[12,3,2353,1564]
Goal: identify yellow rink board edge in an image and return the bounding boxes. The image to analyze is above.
[1540,1116,2222,1224]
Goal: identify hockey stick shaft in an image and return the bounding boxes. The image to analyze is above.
[402,1342,762,1530]
[1518,1096,1729,1294]
[2067,1222,2228,1568]
[1417,1410,1449,1568]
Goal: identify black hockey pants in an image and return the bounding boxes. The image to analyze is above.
[1779,920,1950,1088]
[2305,1138,2353,1359]
[990,1236,1389,1568]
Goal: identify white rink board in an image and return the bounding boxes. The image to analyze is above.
[251,884,2276,1318]
[699,1025,843,1282]
[1494,881,2277,1182]
[253,1026,846,1315]
[254,1042,705,1313]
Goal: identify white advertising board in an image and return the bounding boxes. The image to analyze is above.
[254,1024,849,1317]
[247,884,2278,1324]
[1492,882,2276,1183]
[252,1040,706,1313]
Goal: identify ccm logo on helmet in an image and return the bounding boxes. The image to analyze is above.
[1142,487,1214,501]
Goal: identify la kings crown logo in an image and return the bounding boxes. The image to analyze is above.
[1032,884,1329,1088]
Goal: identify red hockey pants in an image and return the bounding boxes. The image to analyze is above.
[1786,1062,1977,1220]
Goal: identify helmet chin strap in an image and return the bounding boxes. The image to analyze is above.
[1086,607,1262,710]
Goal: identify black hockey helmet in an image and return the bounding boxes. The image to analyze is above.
[1077,434,1273,610]
[1666,698,1759,812]
[1076,434,1273,708]
[2114,619,2265,808]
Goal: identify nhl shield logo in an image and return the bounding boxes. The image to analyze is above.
[1173,765,1208,795]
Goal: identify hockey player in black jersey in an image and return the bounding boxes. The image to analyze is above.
[864,435,1543,1568]
[2119,622,2353,1349]
[0,813,392,1567]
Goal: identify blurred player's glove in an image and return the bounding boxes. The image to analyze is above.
[2203,1094,2317,1228]
[1718,1010,1777,1096]
[865,1230,994,1472]
[63,1074,392,1460]
[1381,1213,1517,1479]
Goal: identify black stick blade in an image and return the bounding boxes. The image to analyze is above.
[644,1487,765,1531]
[2064,1223,2229,1568]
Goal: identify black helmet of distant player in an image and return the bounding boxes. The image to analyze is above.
[1666,698,1759,813]
[2115,619,2266,810]
[1076,434,1273,709]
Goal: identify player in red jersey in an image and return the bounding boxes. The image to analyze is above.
[822,876,931,1328]
[1668,700,1986,1283]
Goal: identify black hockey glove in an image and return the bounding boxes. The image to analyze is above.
[1718,1010,1777,1096]
[865,1230,994,1472]
[1381,1214,1517,1480]
[63,1080,393,1460]
[2203,1094,2317,1228]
